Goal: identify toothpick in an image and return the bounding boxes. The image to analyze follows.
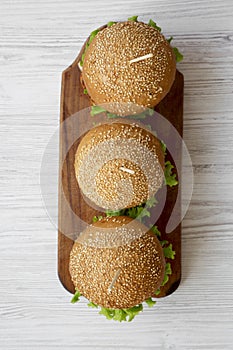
[119,166,135,175]
[108,269,121,294]
[129,53,153,64]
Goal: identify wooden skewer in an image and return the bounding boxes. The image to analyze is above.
[129,53,153,64]
[108,269,121,294]
[119,166,135,175]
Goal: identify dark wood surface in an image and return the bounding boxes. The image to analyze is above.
[58,39,184,297]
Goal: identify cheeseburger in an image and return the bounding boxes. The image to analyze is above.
[74,120,165,210]
[69,216,165,309]
[79,16,182,115]
[69,215,175,322]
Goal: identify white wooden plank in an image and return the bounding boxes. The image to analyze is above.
[0,0,233,349]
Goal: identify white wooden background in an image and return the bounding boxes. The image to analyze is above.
[1,0,233,349]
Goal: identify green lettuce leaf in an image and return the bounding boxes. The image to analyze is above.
[154,288,161,296]
[146,196,158,208]
[90,105,107,116]
[113,309,128,322]
[98,304,143,322]
[154,240,175,294]
[173,47,183,62]
[89,29,99,42]
[104,112,120,119]
[92,215,103,222]
[160,142,178,188]
[167,36,173,44]
[98,307,115,320]
[80,29,100,67]
[160,140,167,154]
[87,301,98,308]
[145,297,156,307]
[106,209,125,217]
[128,16,138,22]
[123,304,143,321]
[144,123,152,131]
[163,243,176,260]
[106,200,153,222]
[148,19,161,32]
[107,21,116,27]
[127,206,150,221]
[150,225,161,238]
[71,290,82,304]
[160,240,169,247]
[164,161,178,187]
[161,262,172,286]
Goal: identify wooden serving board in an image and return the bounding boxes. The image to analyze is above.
[58,37,184,297]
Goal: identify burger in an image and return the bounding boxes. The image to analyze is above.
[70,215,175,322]
[79,16,183,115]
[74,120,165,210]
[70,216,165,309]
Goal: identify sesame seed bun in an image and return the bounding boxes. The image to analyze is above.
[69,216,165,309]
[74,121,165,210]
[82,21,176,115]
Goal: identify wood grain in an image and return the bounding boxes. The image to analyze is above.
[1,0,233,349]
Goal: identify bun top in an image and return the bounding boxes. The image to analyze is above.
[69,216,165,309]
[82,21,176,114]
[74,121,165,210]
